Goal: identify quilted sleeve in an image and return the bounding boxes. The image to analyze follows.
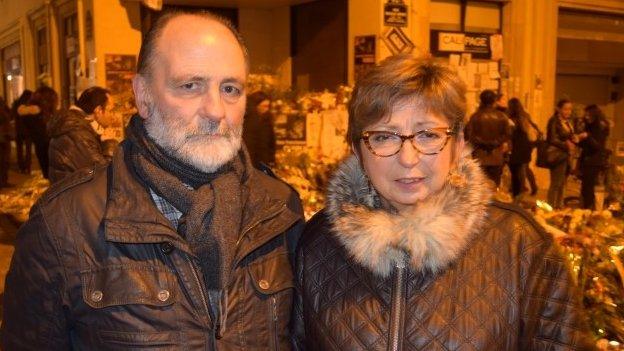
[0,204,71,350]
[291,234,307,351]
[520,231,596,350]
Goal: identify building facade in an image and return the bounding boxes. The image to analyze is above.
[1,0,622,163]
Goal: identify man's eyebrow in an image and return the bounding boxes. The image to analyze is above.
[221,76,245,85]
[168,75,208,86]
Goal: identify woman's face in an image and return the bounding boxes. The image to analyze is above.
[558,102,573,119]
[359,102,463,214]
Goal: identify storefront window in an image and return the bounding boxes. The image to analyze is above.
[2,42,24,104]
[60,12,79,107]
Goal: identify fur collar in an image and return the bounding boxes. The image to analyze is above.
[326,151,492,278]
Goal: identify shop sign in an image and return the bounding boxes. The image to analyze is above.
[384,0,408,27]
[431,30,492,59]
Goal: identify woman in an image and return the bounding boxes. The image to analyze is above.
[578,104,610,209]
[20,86,58,179]
[546,99,586,209]
[507,98,540,198]
[293,55,592,350]
[11,90,33,174]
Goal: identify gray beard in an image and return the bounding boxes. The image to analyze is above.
[143,100,242,173]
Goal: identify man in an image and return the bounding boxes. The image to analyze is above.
[47,86,114,183]
[465,89,512,187]
[242,90,276,168]
[1,10,303,350]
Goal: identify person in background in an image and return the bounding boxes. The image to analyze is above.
[242,90,276,168]
[293,54,593,350]
[508,98,540,199]
[578,104,610,209]
[546,99,587,209]
[2,10,304,350]
[0,97,11,188]
[19,86,58,179]
[12,89,33,174]
[47,86,114,184]
[465,90,511,187]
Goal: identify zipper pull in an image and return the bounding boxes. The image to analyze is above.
[272,296,278,321]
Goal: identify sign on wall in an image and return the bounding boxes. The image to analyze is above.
[382,27,415,55]
[384,0,408,27]
[430,30,494,59]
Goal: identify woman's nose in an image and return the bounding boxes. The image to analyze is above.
[397,140,421,167]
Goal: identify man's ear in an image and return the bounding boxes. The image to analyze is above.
[132,75,149,119]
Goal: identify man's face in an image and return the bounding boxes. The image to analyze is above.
[134,15,247,173]
[93,94,114,127]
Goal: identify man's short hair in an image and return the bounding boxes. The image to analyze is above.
[136,10,249,78]
[76,87,110,114]
[479,90,498,108]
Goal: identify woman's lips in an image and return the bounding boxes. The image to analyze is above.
[394,177,425,190]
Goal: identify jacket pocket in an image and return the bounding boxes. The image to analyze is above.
[247,251,295,350]
[81,263,177,308]
[80,264,181,349]
[97,330,180,350]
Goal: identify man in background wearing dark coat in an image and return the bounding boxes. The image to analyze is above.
[47,86,113,183]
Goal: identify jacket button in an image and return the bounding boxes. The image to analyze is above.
[157,290,170,302]
[160,242,174,254]
[91,290,103,302]
[258,279,270,290]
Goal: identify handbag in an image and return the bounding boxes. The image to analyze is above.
[536,141,567,168]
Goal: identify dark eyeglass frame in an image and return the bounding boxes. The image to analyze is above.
[361,127,457,157]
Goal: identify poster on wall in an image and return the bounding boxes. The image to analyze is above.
[384,0,408,27]
[354,35,376,83]
[105,54,138,139]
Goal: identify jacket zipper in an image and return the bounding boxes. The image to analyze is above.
[270,296,280,350]
[388,256,407,351]
[185,256,214,336]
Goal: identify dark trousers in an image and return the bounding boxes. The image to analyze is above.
[0,141,10,186]
[581,166,601,210]
[15,134,32,173]
[526,166,537,194]
[509,163,527,197]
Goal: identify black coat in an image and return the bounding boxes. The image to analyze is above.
[47,108,109,184]
[243,111,276,168]
[293,155,593,351]
[1,143,304,350]
[579,117,610,168]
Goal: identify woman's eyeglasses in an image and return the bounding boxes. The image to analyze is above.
[361,128,456,157]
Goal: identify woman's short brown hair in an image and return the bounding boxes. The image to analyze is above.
[347,54,467,149]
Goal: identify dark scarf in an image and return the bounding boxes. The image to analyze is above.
[125,115,248,294]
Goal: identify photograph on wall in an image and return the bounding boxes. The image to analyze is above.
[354,35,376,83]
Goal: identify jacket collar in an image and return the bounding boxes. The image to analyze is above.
[103,142,300,263]
[326,150,492,278]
